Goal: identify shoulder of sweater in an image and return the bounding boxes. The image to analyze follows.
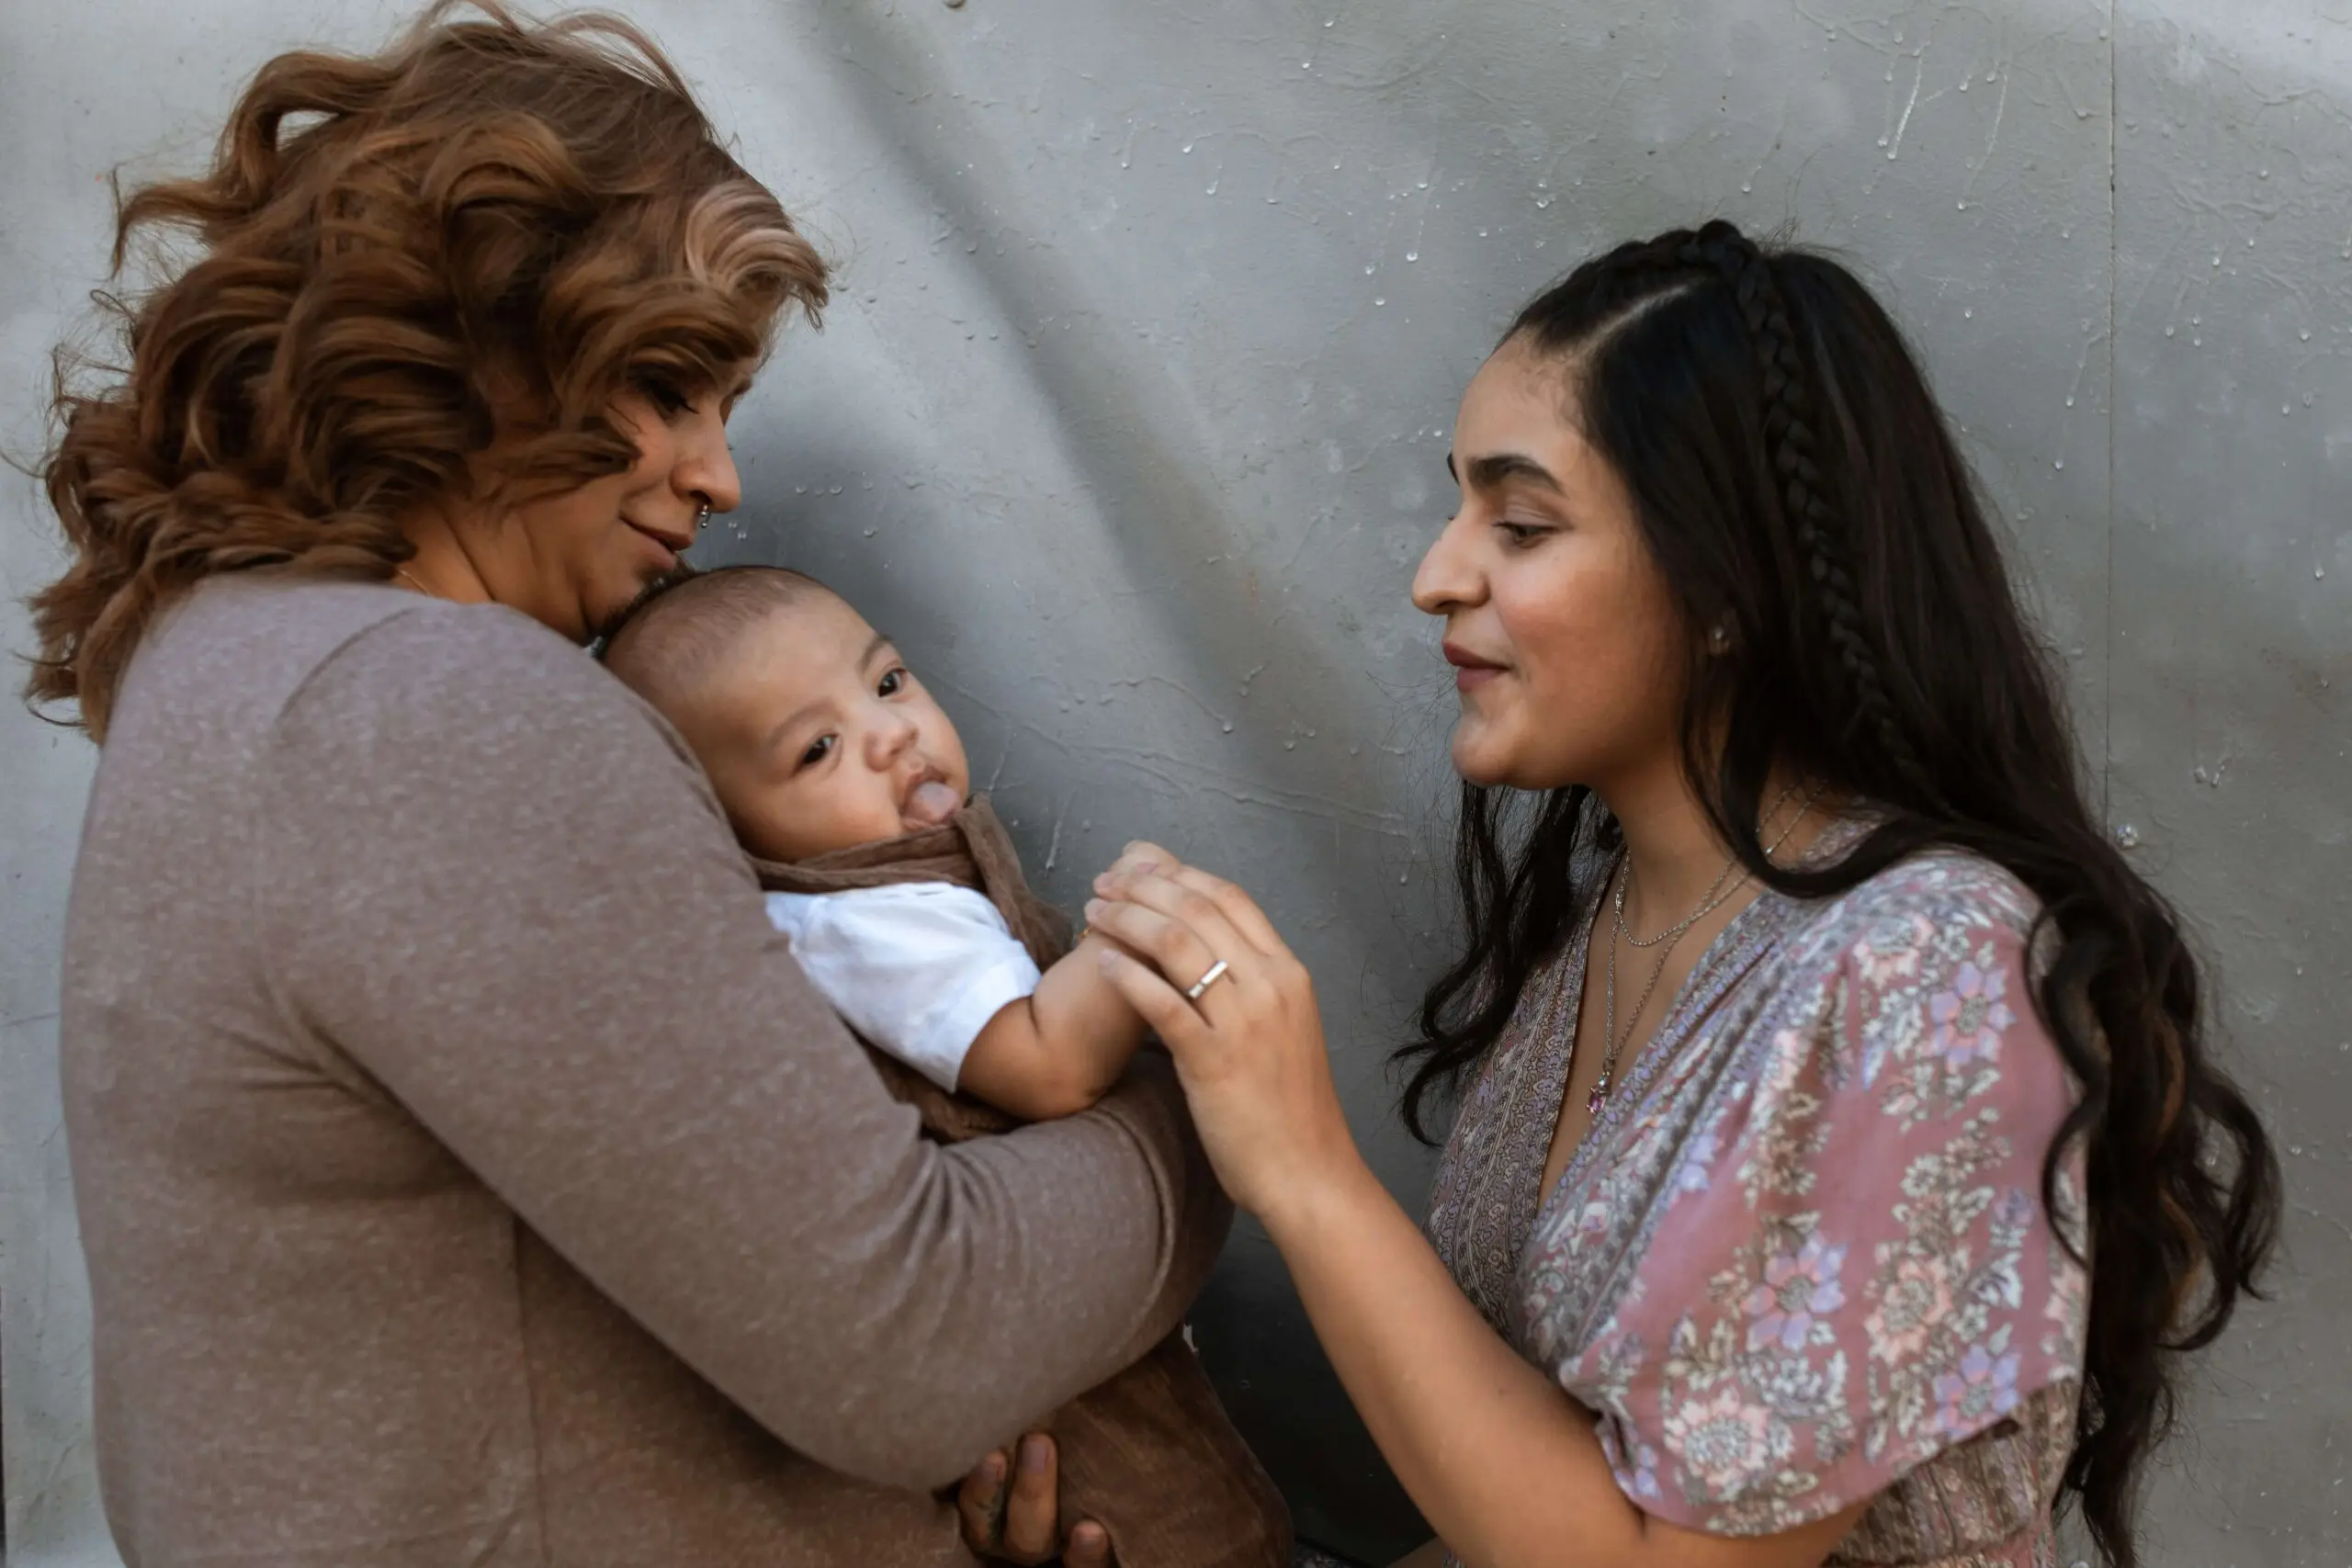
[266,587,690,766]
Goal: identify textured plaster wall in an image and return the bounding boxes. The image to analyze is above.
[2,2,2344,1563]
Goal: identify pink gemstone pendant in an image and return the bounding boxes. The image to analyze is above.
[1587,1077,1611,1115]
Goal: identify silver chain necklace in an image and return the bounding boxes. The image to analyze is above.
[1618,780,1804,950]
[1589,786,1815,1115]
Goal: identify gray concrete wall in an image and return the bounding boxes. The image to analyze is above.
[2,1,2342,1562]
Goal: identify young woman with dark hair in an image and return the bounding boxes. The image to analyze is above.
[1086,220,2279,1568]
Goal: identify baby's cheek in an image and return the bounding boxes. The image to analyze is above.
[730,787,808,863]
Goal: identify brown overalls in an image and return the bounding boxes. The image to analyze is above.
[757,795,1292,1568]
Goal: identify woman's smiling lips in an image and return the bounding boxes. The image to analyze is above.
[623,516,694,569]
[1443,641,1508,693]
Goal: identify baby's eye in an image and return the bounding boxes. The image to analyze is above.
[877,667,909,697]
[797,734,837,770]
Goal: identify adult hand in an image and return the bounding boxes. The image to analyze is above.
[956,1433,1112,1566]
[1083,848,1363,1223]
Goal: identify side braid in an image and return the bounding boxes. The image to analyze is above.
[1678,221,1943,806]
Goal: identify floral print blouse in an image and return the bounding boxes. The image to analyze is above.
[1425,843,2090,1566]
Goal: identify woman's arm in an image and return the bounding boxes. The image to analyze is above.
[1262,1148,1862,1568]
[258,607,1229,1490]
[1084,851,1864,1568]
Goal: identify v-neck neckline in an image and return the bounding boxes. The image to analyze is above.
[1541,862,1784,1179]
[1502,817,1876,1272]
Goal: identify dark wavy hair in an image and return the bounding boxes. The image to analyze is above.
[1396,220,2278,1568]
[28,1,829,740]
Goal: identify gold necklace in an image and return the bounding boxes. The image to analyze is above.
[392,566,435,597]
[1589,788,1816,1115]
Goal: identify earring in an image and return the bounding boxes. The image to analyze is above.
[1707,621,1734,655]
[695,502,712,532]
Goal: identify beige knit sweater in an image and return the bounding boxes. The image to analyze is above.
[58,577,1232,1567]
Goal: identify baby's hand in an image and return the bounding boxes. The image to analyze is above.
[1098,840,1183,888]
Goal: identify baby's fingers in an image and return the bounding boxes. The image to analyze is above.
[1099,840,1182,887]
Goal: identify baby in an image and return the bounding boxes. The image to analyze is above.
[602,565,1288,1568]
[604,564,1145,1120]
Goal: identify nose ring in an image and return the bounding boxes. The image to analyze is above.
[695,502,711,533]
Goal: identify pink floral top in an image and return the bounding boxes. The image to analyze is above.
[1425,843,2090,1566]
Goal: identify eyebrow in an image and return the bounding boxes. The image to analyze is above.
[1446,451,1566,494]
[759,633,899,754]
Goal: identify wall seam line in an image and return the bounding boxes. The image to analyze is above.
[2102,0,2119,821]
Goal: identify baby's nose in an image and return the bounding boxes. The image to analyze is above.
[869,712,920,765]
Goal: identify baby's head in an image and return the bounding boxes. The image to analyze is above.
[604,567,971,863]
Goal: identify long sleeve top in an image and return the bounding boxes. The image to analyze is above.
[59,576,1231,1568]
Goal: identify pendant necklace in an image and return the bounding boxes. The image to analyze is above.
[1589,785,1814,1116]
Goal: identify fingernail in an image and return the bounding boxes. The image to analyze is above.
[1020,1435,1050,1473]
[1074,1522,1107,1551]
[981,1452,1005,1485]
[1130,859,1159,874]
[1083,897,1108,919]
[1095,949,1120,973]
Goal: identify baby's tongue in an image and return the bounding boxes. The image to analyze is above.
[906,780,962,827]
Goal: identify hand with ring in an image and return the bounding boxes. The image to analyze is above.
[956,1432,1111,1566]
[1082,843,1363,1223]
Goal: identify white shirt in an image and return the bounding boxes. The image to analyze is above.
[764,882,1043,1091]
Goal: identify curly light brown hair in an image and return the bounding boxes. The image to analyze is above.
[28,1,829,741]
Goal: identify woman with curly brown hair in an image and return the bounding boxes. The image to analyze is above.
[31,7,1224,1564]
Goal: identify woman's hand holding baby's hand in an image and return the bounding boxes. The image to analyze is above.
[1083,848,1363,1225]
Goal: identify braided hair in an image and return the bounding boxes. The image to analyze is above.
[1675,225,1941,807]
[1399,220,2278,1568]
